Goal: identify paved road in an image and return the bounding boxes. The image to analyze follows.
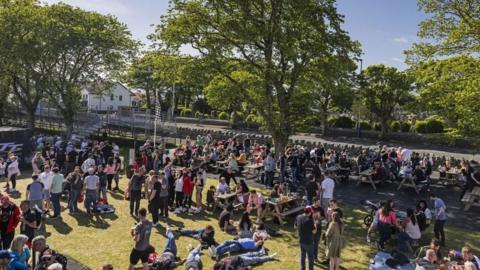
[175,122,479,161]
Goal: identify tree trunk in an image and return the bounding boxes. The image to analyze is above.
[320,108,328,136]
[26,108,36,135]
[63,111,75,139]
[380,118,389,139]
[272,131,289,160]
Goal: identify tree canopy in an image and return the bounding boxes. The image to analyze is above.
[153,0,359,151]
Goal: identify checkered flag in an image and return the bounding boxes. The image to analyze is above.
[154,90,161,122]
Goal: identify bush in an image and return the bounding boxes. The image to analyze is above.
[218,112,228,120]
[327,117,336,126]
[359,121,372,130]
[236,111,245,120]
[246,114,257,122]
[180,108,192,117]
[400,122,411,133]
[391,121,401,132]
[373,122,382,131]
[425,119,444,133]
[414,120,428,133]
[331,116,354,129]
[194,111,201,118]
[203,113,209,119]
[191,98,211,114]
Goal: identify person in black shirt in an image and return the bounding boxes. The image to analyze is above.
[20,200,37,247]
[148,175,161,225]
[311,197,325,263]
[128,168,147,217]
[295,206,316,270]
[218,204,235,233]
[306,175,320,204]
[219,168,237,186]
[177,225,216,248]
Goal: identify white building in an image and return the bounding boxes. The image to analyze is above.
[81,82,134,112]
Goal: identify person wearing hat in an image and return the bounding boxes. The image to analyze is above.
[83,167,99,215]
[0,250,11,268]
[295,206,316,270]
[0,195,20,250]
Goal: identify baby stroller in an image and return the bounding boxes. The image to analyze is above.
[360,200,382,227]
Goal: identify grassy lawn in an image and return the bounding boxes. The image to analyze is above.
[8,174,480,269]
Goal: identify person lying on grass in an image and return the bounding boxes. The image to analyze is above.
[213,248,277,270]
[207,231,266,260]
[176,225,216,248]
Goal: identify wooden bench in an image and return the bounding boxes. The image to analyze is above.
[279,206,304,218]
[397,176,420,195]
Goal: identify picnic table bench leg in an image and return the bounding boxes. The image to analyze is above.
[397,179,405,191]
[369,177,376,191]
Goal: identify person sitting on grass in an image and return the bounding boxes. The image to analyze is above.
[246,190,265,224]
[213,249,277,270]
[237,212,253,239]
[206,186,216,211]
[151,228,185,270]
[208,236,265,261]
[176,225,216,248]
[218,205,236,234]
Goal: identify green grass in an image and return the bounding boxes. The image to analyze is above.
[9,175,480,269]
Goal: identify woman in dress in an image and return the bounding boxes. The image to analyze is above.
[325,211,345,270]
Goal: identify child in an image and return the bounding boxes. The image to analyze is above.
[206,186,216,211]
[183,171,194,213]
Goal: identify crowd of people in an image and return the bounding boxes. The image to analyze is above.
[0,132,477,269]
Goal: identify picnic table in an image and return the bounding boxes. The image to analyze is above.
[214,192,240,211]
[356,169,379,191]
[325,166,351,182]
[397,175,419,195]
[244,163,264,181]
[461,186,480,211]
[444,169,461,186]
[265,195,303,219]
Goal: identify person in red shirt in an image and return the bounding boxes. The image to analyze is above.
[0,195,20,249]
[182,170,194,213]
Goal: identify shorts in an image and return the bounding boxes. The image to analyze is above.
[43,190,51,200]
[129,246,153,265]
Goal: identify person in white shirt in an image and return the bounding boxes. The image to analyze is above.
[81,155,96,173]
[6,156,20,192]
[321,172,335,209]
[83,167,99,214]
[39,165,53,213]
[216,178,229,195]
[174,172,184,213]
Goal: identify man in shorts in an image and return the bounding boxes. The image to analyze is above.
[129,208,154,270]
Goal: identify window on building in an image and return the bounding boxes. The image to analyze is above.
[119,95,122,101]
[110,94,114,101]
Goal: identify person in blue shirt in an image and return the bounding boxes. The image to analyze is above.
[429,193,447,246]
[208,237,264,260]
[7,235,30,270]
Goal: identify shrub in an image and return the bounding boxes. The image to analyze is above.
[359,121,372,130]
[180,108,192,117]
[391,121,401,132]
[246,114,257,122]
[414,120,428,133]
[400,122,411,133]
[373,122,382,131]
[425,119,444,133]
[218,112,228,120]
[331,116,354,129]
[236,111,244,120]
[251,108,257,114]
[327,117,336,126]
[203,113,209,119]
[194,111,201,118]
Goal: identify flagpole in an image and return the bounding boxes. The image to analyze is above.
[153,88,158,146]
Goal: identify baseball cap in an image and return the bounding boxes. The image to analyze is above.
[304,205,313,214]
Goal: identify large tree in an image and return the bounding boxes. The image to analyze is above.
[0,0,48,131]
[360,65,412,139]
[406,0,480,63]
[40,3,137,136]
[153,0,359,154]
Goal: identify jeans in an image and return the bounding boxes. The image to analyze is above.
[99,187,107,200]
[291,167,297,184]
[265,171,274,187]
[51,192,62,217]
[164,230,177,256]
[377,221,392,250]
[149,200,160,224]
[1,231,14,250]
[300,243,314,270]
[216,240,243,256]
[130,190,142,215]
[240,253,274,267]
[68,190,79,213]
[84,189,97,213]
[397,232,413,252]
[107,174,114,190]
[186,245,202,265]
[313,232,321,260]
[434,219,446,245]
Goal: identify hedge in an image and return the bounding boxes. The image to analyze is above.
[180,108,192,117]
[246,114,257,122]
[194,111,201,118]
[330,116,354,129]
[359,121,372,130]
[391,121,401,132]
[400,122,411,133]
[415,119,444,134]
[218,112,228,120]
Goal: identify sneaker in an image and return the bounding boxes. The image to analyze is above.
[208,246,217,258]
[269,253,278,259]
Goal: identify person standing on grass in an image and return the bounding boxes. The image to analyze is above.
[128,167,147,217]
[158,172,169,219]
[311,197,325,263]
[429,193,447,246]
[49,167,64,219]
[6,156,20,193]
[66,166,82,214]
[326,211,345,270]
[83,167,99,215]
[25,174,44,212]
[19,201,37,248]
[105,157,116,191]
[39,166,53,215]
[96,165,108,203]
[128,208,153,270]
[183,170,194,213]
[321,172,335,209]
[148,175,161,226]
[0,195,20,250]
[174,170,185,213]
[296,206,316,270]
[194,168,206,213]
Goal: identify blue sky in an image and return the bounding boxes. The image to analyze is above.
[43,0,427,70]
